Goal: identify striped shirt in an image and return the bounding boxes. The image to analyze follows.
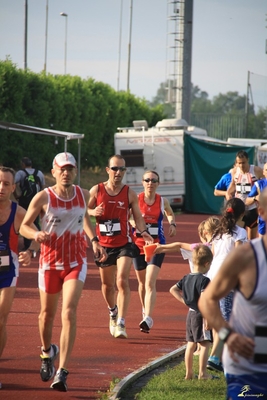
[39,186,87,270]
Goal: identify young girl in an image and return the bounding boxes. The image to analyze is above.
[155,216,220,272]
[206,197,247,373]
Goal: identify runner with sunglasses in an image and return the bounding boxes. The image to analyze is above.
[88,155,153,339]
[131,170,177,333]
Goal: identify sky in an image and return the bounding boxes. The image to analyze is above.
[0,0,267,106]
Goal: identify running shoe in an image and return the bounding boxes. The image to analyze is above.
[109,305,118,336]
[139,316,153,334]
[114,324,128,339]
[50,368,69,392]
[40,344,59,382]
[207,358,224,373]
[109,315,118,336]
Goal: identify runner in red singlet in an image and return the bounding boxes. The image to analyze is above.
[89,155,153,339]
[20,152,106,392]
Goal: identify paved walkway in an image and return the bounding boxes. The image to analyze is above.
[0,213,206,399]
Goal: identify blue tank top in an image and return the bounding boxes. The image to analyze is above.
[0,202,19,277]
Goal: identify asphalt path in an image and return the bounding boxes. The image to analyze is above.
[0,213,207,399]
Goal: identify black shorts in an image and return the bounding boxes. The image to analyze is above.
[186,310,212,343]
[133,253,165,271]
[95,242,140,268]
[242,208,258,229]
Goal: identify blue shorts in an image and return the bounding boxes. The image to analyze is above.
[226,372,267,399]
[0,274,17,289]
[258,219,266,235]
[133,253,165,271]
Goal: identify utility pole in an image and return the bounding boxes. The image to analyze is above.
[24,0,28,70]
[127,0,133,92]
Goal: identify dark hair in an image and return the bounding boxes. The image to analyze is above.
[22,157,32,167]
[236,150,248,160]
[214,198,245,237]
[108,154,125,167]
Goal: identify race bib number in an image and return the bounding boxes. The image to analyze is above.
[0,250,10,272]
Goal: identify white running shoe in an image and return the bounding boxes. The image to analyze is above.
[139,316,153,333]
[114,324,128,339]
[109,315,118,336]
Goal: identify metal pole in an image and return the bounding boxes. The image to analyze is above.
[245,70,250,138]
[24,0,28,70]
[117,0,123,91]
[126,0,133,92]
[60,13,68,74]
[44,0,49,73]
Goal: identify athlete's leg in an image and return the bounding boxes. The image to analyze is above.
[39,289,60,351]
[116,256,132,319]
[58,278,84,369]
[0,286,16,357]
[143,264,160,317]
[99,265,117,309]
[134,269,146,311]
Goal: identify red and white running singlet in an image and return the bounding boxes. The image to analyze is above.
[95,183,133,247]
[234,165,258,211]
[39,186,87,270]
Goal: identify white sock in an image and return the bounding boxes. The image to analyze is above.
[117,317,125,326]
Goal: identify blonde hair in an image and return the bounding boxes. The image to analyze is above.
[192,244,213,267]
[198,220,207,242]
[204,216,220,243]
[204,216,220,233]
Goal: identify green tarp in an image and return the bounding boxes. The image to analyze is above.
[184,134,255,214]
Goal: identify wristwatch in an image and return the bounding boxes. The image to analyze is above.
[27,249,37,258]
[218,326,233,343]
[90,236,99,243]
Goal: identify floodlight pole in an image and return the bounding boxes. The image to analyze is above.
[24,0,28,70]
[44,0,49,73]
[117,0,123,91]
[60,12,68,74]
[126,0,133,92]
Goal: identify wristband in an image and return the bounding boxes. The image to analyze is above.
[34,231,40,242]
[91,236,99,243]
[170,223,177,227]
[140,229,149,236]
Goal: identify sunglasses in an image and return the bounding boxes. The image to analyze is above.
[143,178,159,183]
[109,166,127,172]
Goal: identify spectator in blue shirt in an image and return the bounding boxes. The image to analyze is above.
[214,171,233,198]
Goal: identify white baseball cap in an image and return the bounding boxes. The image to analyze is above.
[53,152,76,168]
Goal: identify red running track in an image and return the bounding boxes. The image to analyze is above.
[0,213,207,399]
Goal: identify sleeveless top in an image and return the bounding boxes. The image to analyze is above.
[234,165,257,210]
[134,192,165,254]
[95,183,133,247]
[222,238,267,374]
[0,202,19,277]
[40,186,87,270]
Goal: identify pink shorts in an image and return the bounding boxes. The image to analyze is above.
[38,263,87,294]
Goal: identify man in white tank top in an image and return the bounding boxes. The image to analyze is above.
[199,188,267,398]
[226,150,263,239]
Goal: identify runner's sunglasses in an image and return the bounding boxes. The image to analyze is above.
[109,166,127,172]
[143,178,159,183]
